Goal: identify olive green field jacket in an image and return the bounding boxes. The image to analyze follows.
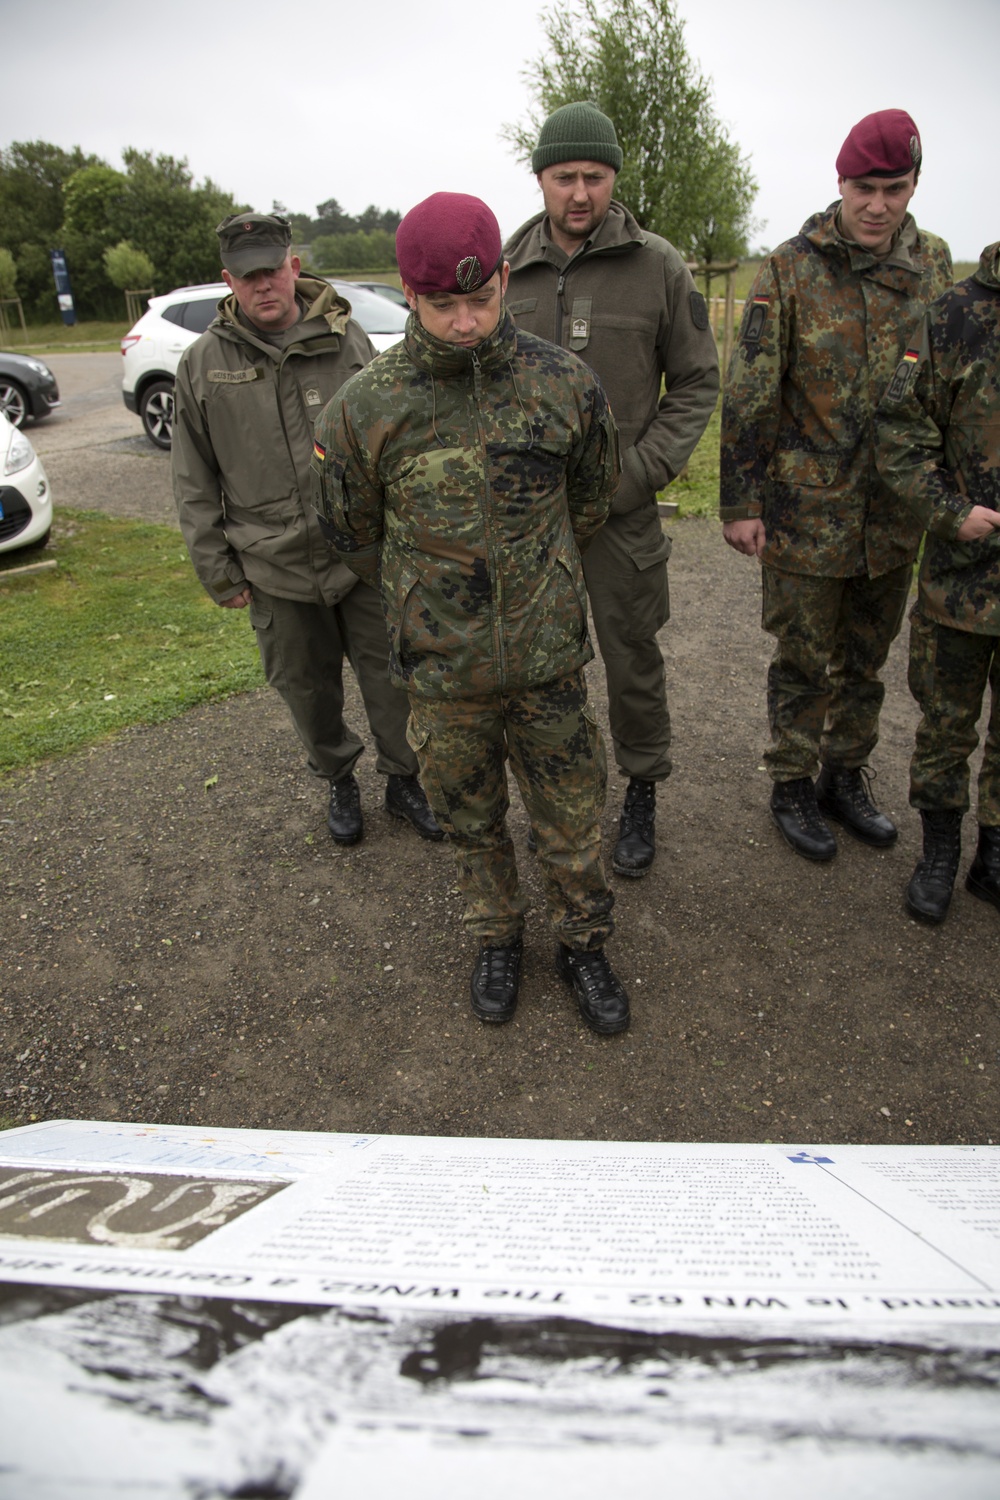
[172,277,374,605]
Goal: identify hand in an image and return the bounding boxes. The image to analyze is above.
[220,585,253,609]
[723,518,766,557]
[956,506,1000,542]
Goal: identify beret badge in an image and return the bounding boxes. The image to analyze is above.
[456,256,483,292]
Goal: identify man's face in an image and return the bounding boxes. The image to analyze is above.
[837,172,916,255]
[537,161,616,252]
[222,253,301,330]
[404,264,510,348]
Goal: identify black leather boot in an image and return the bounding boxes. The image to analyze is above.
[966,824,1000,912]
[906,809,962,924]
[612,778,656,877]
[470,940,523,1024]
[328,774,363,845]
[815,764,897,847]
[555,944,630,1034]
[385,774,444,841]
[770,777,836,861]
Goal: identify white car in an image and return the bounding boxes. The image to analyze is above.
[0,410,53,554]
[121,280,408,450]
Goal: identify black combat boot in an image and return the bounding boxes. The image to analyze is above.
[328,774,363,845]
[555,945,630,1034]
[612,778,656,877]
[385,774,444,841]
[815,764,898,847]
[470,940,523,1024]
[770,777,837,861]
[906,809,962,924]
[966,824,1000,912]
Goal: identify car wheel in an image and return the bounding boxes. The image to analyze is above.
[139,379,175,449]
[0,380,29,428]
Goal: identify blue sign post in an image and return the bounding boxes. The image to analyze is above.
[50,249,76,327]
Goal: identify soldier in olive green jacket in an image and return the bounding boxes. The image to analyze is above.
[172,213,440,848]
[504,102,719,881]
[877,241,1000,924]
[721,109,952,865]
[314,193,631,1037]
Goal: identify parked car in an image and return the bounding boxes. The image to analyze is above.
[0,409,53,554]
[0,352,61,430]
[350,280,410,310]
[121,280,407,450]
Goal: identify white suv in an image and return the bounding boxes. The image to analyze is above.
[121,281,408,449]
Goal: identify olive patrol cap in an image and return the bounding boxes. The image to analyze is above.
[216,212,292,276]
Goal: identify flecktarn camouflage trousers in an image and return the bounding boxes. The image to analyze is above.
[406,671,614,948]
[761,563,912,780]
[908,607,1000,824]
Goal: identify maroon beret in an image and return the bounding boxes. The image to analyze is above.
[396,193,503,295]
[836,109,922,179]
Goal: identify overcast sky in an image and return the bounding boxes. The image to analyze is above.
[3,0,997,262]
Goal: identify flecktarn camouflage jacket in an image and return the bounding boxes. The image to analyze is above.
[311,309,620,699]
[720,205,952,578]
[877,241,1000,635]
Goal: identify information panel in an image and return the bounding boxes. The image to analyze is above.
[0,1121,997,1498]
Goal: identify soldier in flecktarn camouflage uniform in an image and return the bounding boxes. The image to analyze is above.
[312,193,632,1035]
[721,109,953,864]
[877,242,1000,924]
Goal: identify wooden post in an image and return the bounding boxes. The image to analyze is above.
[125,289,155,325]
[0,298,28,346]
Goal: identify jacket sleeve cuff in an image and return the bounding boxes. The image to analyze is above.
[719,501,762,523]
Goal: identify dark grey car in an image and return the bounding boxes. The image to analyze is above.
[0,352,61,428]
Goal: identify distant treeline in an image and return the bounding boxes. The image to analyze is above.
[0,143,403,322]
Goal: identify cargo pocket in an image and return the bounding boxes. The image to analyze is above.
[906,608,937,708]
[582,696,608,804]
[627,526,672,641]
[405,707,453,835]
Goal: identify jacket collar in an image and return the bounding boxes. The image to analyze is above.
[404,306,518,378]
[213,276,352,346]
[802,202,923,279]
[974,241,1000,291]
[504,200,645,270]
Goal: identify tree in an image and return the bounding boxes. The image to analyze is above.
[103,240,155,291]
[0,141,103,319]
[503,0,758,273]
[0,247,16,299]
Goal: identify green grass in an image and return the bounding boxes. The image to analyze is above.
[0,511,263,773]
[1,318,131,355]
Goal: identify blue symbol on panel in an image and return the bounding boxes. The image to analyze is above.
[786,1150,835,1164]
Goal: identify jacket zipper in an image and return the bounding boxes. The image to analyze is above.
[470,349,507,687]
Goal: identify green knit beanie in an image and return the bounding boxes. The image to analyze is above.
[531,102,623,174]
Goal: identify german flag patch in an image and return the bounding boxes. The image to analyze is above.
[886,347,921,403]
[893,346,923,402]
[313,438,326,463]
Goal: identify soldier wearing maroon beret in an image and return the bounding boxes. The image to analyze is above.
[720,109,953,865]
[313,193,632,1035]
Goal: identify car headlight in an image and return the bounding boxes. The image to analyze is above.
[4,427,35,475]
[26,359,51,377]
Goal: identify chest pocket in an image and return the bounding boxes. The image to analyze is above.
[507,298,537,317]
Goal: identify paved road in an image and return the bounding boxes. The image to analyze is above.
[32,352,176,527]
